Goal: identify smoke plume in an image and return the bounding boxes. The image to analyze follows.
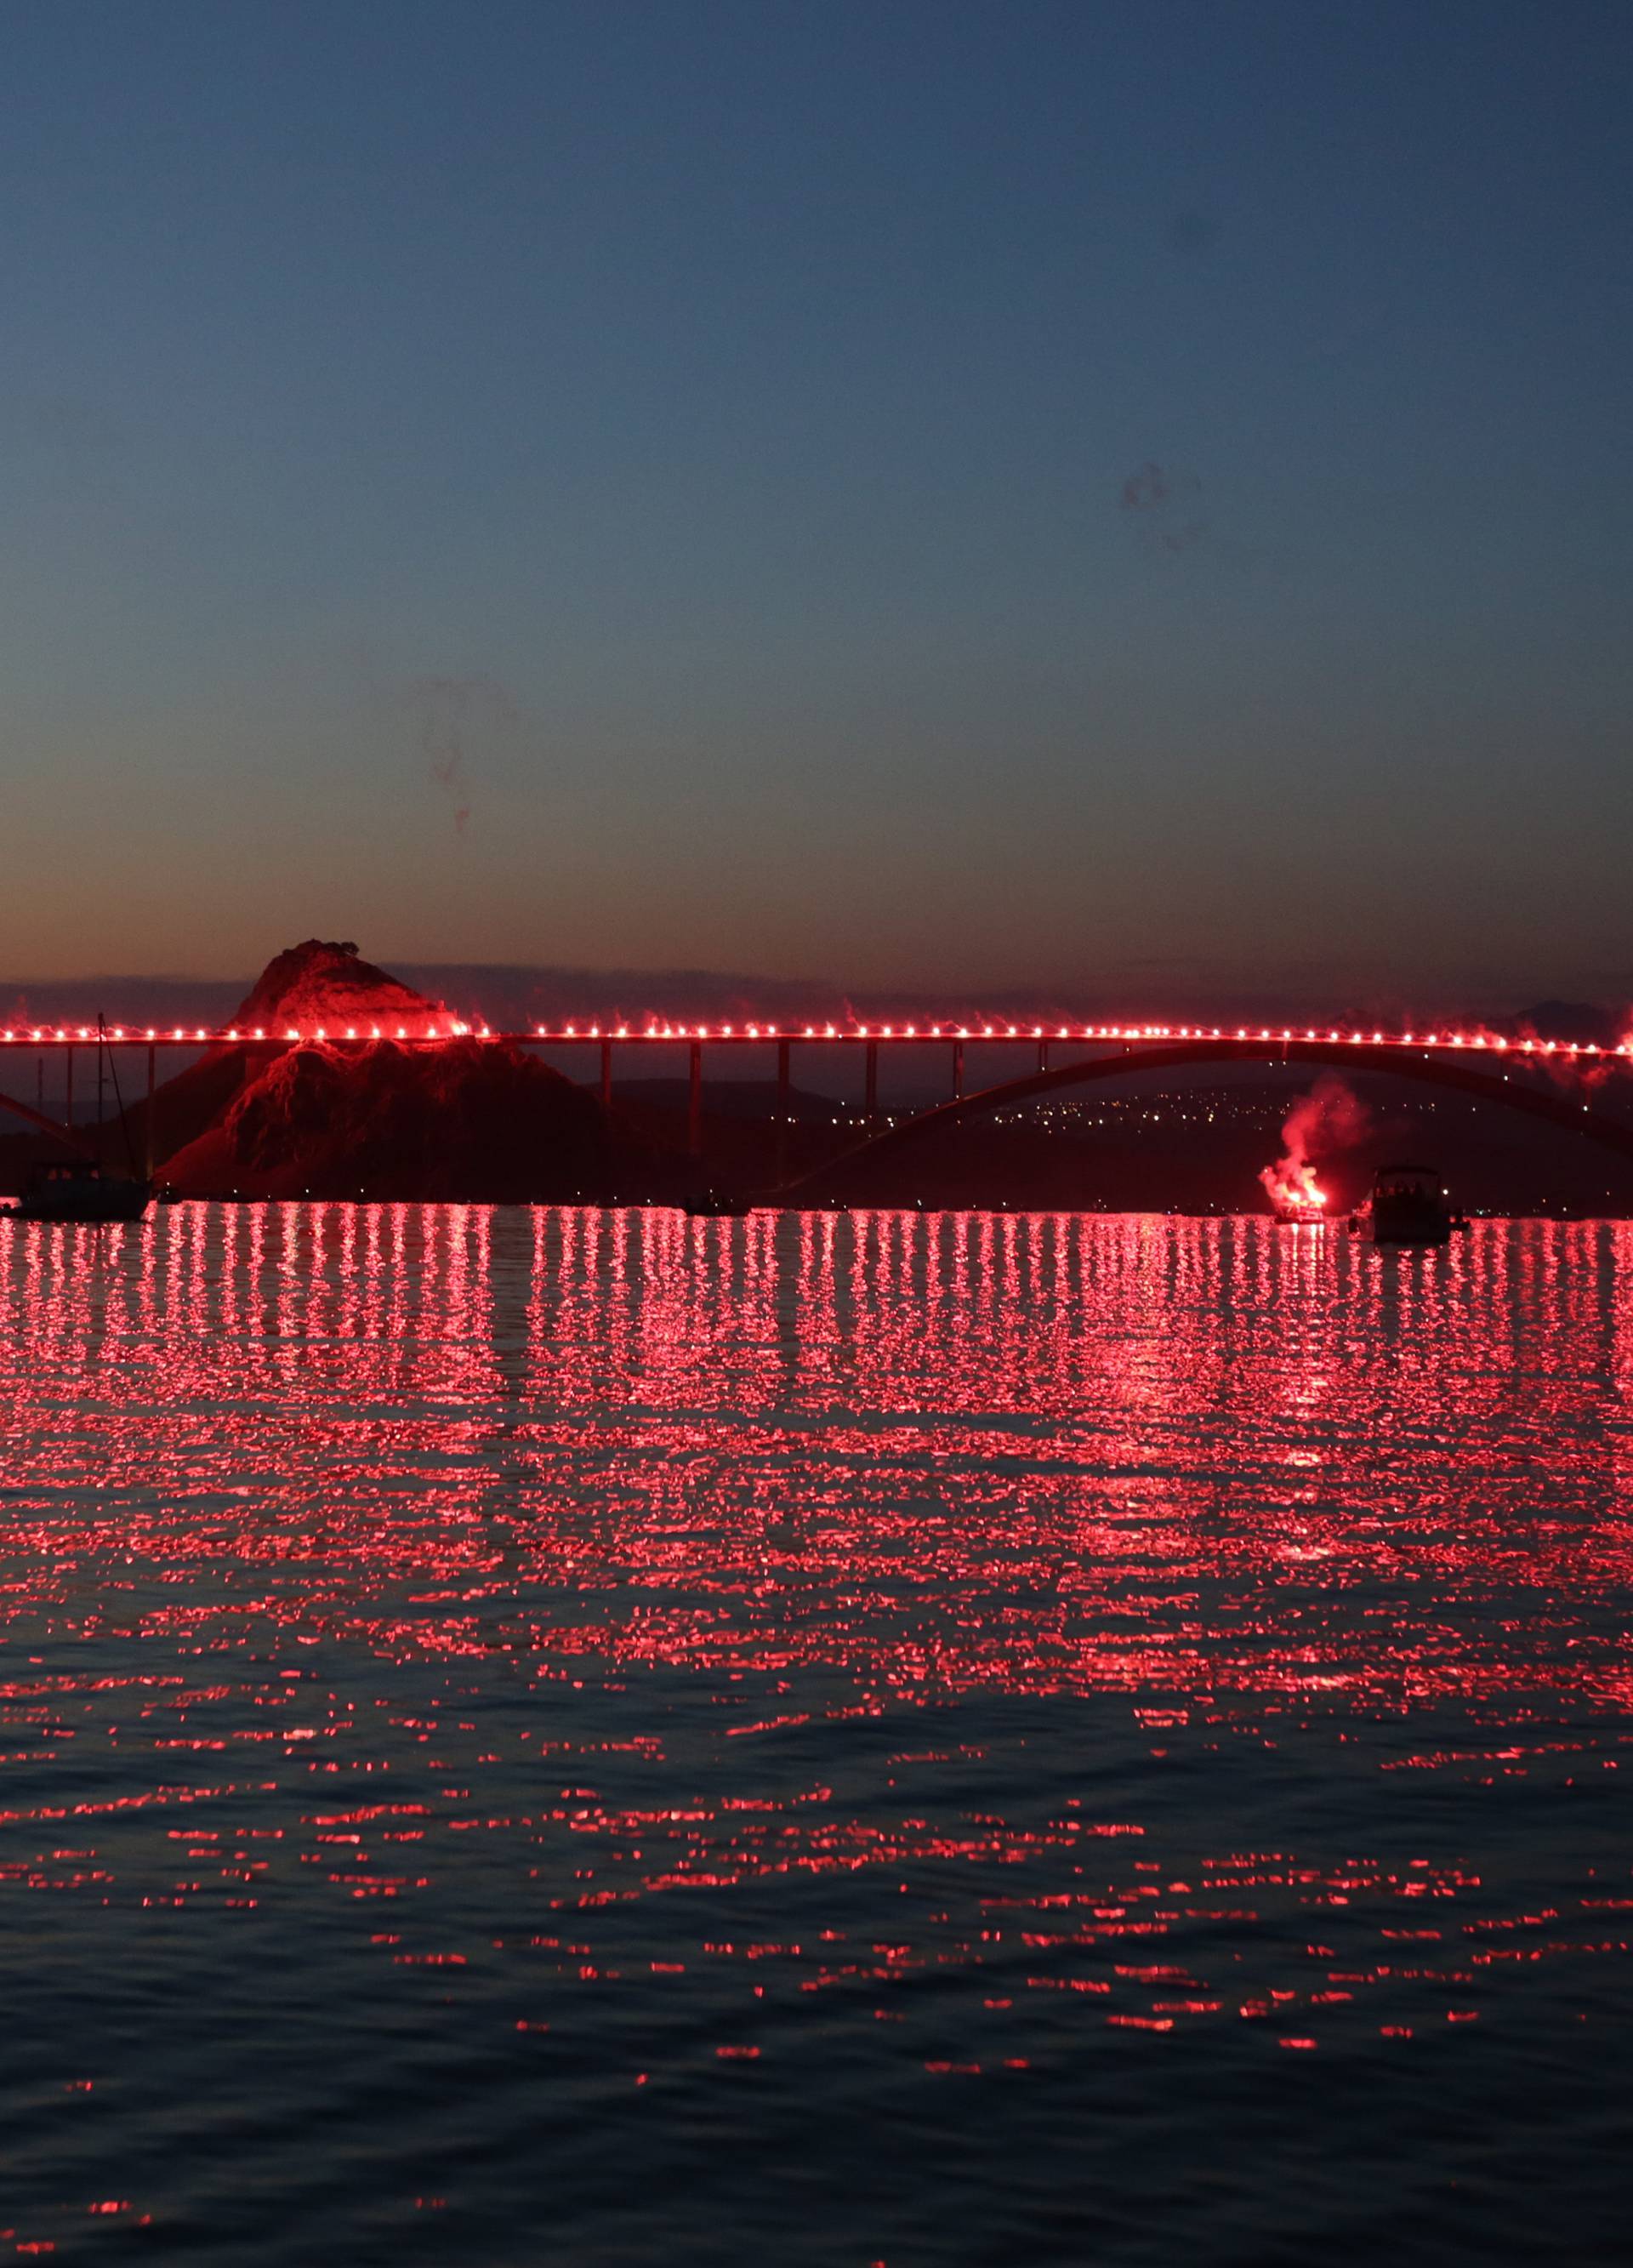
[1118,460,1208,551]
[413,674,521,839]
[1259,1074,1371,1212]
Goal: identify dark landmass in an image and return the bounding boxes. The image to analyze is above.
[0,943,650,1203]
[795,1085,1633,1217]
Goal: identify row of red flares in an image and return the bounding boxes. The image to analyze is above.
[1,1017,1630,1054]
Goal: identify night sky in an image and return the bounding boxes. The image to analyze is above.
[4,1,1630,1010]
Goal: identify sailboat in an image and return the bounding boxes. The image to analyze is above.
[3,1017,152,1222]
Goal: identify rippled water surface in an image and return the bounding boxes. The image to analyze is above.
[3,1205,1631,2263]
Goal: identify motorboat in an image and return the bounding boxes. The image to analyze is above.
[1351,1163,1461,1246]
[4,1160,152,1223]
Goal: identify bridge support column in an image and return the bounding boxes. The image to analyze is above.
[776,1039,791,1182]
[688,1040,703,1160]
[65,1046,73,1134]
[952,1040,964,1101]
[864,1040,878,1125]
[1038,1040,1050,1074]
[145,1045,156,1180]
[600,1038,612,1111]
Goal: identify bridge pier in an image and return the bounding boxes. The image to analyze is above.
[776,1039,791,1181]
[600,1038,612,1111]
[65,1046,73,1132]
[145,1045,156,1180]
[864,1040,878,1125]
[1038,1040,1050,1074]
[952,1040,964,1101]
[688,1040,703,1159]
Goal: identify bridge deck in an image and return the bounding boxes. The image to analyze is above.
[1,1020,1626,1063]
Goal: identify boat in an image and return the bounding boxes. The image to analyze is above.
[2,1016,151,1223]
[4,1160,152,1223]
[1350,1163,1462,1246]
[1260,1162,1330,1225]
[1266,1185,1329,1226]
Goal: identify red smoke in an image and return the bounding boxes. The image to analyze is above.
[1260,1074,1371,1217]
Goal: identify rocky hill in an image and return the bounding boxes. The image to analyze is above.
[152,940,619,1200]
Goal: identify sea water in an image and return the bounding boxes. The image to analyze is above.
[1,1206,1629,2264]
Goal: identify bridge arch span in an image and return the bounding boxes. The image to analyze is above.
[785,1040,1633,1200]
[0,1091,94,1156]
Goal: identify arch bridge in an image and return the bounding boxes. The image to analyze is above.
[782,1037,1633,1201]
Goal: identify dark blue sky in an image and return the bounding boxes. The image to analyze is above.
[4,0,1630,1009]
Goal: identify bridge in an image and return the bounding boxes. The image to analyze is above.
[3,1012,1631,1190]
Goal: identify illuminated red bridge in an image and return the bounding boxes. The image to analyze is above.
[5,1011,1629,1064]
[7,1009,1633,1187]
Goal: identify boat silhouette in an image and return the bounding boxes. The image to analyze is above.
[1351,1163,1462,1245]
[3,1017,151,1223]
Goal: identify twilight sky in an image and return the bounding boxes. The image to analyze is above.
[3,0,1630,1009]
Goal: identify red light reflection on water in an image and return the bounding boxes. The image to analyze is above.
[3,1204,1633,2239]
